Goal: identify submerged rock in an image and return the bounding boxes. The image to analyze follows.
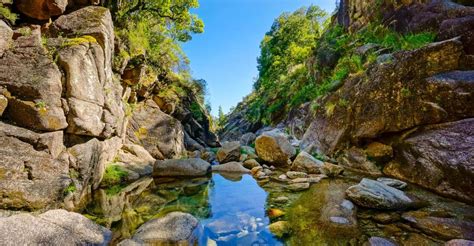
[286,182,310,192]
[268,221,290,238]
[153,158,211,177]
[216,141,241,163]
[291,151,324,174]
[0,209,111,245]
[212,162,251,173]
[255,130,296,166]
[346,178,420,210]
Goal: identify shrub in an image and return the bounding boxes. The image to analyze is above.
[101,164,128,187]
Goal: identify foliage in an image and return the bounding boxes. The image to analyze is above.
[64,183,76,195]
[190,102,204,121]
[0,3,17,25]
[101,164,128,187]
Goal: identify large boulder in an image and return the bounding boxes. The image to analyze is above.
[0,122,68,210]
[124,212,198,245]
[212,162,251,173]
[255,130,296,166]
[127,100,185,159]
[216,141,241,163]
[384,118,474,203]
[291,151,324,174]
[0,20,12,57]
[16,0,68,20]
[0,209,112,245]
[346,178,421,210]
[302,39,471,155]
[153,158,211,177]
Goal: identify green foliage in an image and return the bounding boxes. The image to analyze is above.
[105,184,126,196]
[0,3,17,24]
[64,183,76,195]
[101,164,128,187]
[190,102,204,121]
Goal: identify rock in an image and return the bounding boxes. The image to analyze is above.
[365,142,393,163]
[377,178,407,190]
[274,196,289,204]
[115,144,156,177]
[127,100,185,159]
[286,171,308,179]
[129,212,198,245]
[302,38,470,155]
[0,20,12,56]
[0,209,111,245]
[445,239,474,246]
[243,159,260,169]
[251,166,263,175]
[16,0,68,20]
[384,118,474,203]
[153,158,211,177]
[286,182,310,192]
[0,94,7,117]
[338,147,382,176]
[367,237,397,246]
[255,130,296,166]
[321,162,344,177]
[330,216,350,225]
[402,211,474,241]
[288,176,325,184]
[212,162,251,173]
[291,151,324,174]
[216,141,241,163]
[0,123,69,210]
[372,213,400,224]
[268,208,285,219]
[201,150,216,163]
[240,132,256,146]
[346,178,420,210]
[241,146,258,159]
[268,221,290,238]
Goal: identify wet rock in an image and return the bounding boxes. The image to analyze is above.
[346,178,420,210]
[243,159,260,169]
[255,130,296,166]
[338,147,382,176]
[16,0,68,20]
[291,151,324,174]
[153,158,211,177]
[0,21,12,57]
[321,162,344,177]
[286,182,310,192]
[365,142,393,163]
[384,118,474,203]
[268,221,290,238]
[445,239,474,246]
[286,171,308,179]
[240,132,256,146]
[402,211,474,241]
[367,237,397,246]
[127,100,185,159]
[128,212,198,245]
[377,178,407,190]
[216,141,241,163]
[212,162,251,173]
[0,209,111,245]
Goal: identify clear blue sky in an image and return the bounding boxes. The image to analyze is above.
[182,0,336,116]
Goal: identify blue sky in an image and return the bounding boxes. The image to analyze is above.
[182,0,336,116]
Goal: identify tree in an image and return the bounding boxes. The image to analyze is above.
[218,106,226,126]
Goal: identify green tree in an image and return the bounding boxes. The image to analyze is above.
[218,106,226,126]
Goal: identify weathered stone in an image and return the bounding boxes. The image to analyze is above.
[212,162,251,173]
[129,212,198,245]
[402,211,474,241]
[338,147,382,176]
[216,141,241,163]
[384,118,474,203]
[346,178,420,210]
[243,159,260,169]
[365,142,393,163]
[127,100,185,159]
[321,162,344,177]
[286,171,308,179]
[268,221,290,238]
[367,237,397,246]
[240,132,256,146]
[115,143,156,177]
[153,158,211,177]
[286,182,310,192]
[256,130,296,166]
[291,151,324,174]
[0,94,7,117]
[445,239,474,246]
[377,177,407,190]
[0,20,12,57]
[0,209,111,245]
[16,0,68,20]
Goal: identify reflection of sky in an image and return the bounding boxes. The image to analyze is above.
[196,174,283,245]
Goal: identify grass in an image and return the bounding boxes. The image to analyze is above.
[0,4,17,24]
[101,164,128,187]
[64,183,76,195]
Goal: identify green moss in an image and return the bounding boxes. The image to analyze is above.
[64,183,76,195]
[61,35,97,48]
[101,164,128,187]
[401,87,411,97]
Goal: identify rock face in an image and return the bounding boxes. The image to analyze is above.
[0,209,112,245]
[291,151,324,173]
[256,130,296,166]
[127,212,198,245]
[240,132,256,146]
[153,158,211,177]
[346,178,420,210]
[127,100,185,159]
[216,141,241,163]
[384,118,474,203]
[16,0,68,20]
[0,122,68,210]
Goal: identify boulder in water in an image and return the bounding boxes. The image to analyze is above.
[153,158,211,177]
[255,130,296,166]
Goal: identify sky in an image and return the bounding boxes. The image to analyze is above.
[182,0,336,116]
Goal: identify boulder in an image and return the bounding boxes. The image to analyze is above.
[0,123,69,210]
[0,20,12,57]
[240,132,256,146]
[268,221,290,238]
[153,158,211,177]
[212,162,250,173]
[127,100,185,159]
[286,182,310,192]
[243,159,261,169]
[216,141,241,163]
[286,171,308,179]
[346,178,420,210]
[338,147,382,176]
[291,151,324,174]
[445,239,474,246]
[16,0,68,20]
[128,212,198,245]
[365,142,393,163]
[377,177,407,190]
[321,162,344,177]
[384,118,474,203]
[114,143,156,178]
[256,130,296,166]
[402,211,474,241]
[0,209,111,245]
